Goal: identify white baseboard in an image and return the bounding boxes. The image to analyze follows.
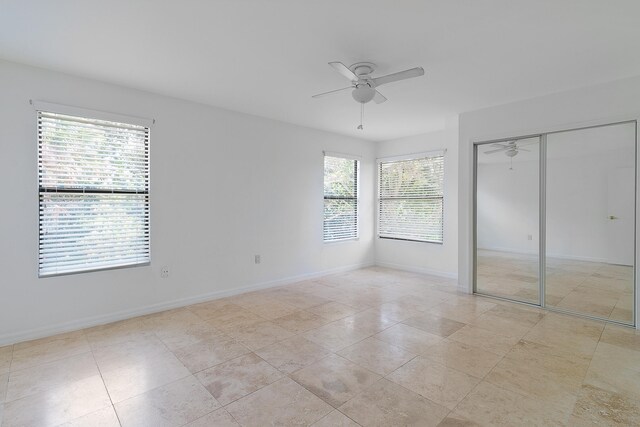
[0,261,374,347]
[374,261,458,280]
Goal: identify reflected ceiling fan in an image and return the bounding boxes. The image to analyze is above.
[484,140,536,170]
[312,61,425,130]
[484,140,532,157]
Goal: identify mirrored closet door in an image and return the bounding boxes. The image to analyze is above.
[546,122,636,324]
[475,137,541,304]
[474,120,637,326]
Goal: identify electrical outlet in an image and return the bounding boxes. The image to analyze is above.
[527,234,533,241]
[254,255,261,264]
[160,266,170,278]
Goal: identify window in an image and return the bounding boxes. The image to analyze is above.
[323,154,359,241]
[38,109,150,276]
[378,152,444,243]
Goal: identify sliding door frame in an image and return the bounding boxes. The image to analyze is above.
[473,135,543,306]
[472,120,638,327]
[539,134,547,309]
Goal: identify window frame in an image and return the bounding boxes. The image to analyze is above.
[377,150,445,244]
[323,151,360,243]
[34,101,153,277]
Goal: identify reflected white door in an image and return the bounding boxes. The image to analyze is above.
[607,167,635,266]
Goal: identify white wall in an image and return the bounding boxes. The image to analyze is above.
[375,121,459,278]
[458,74,640,327]
[477,159,539,255]
[0,60,376,345]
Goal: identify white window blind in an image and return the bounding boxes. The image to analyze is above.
[324,155,359,241]
[38,111,150,277]
[378,154,444,243]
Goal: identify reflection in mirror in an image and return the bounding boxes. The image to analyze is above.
[546,122,635,324]
[476,137,540,304]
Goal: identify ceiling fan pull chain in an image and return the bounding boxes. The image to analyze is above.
[358,102,364,130]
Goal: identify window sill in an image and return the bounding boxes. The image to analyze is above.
[378,236,443,245]
[323,237,360,245]
[39,261,151,278]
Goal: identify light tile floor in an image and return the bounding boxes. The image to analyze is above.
[477,249,634,324]
[1,267,639,426]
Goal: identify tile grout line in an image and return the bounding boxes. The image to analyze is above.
[568,319,609,420]
[443,334,513,419]
[459,313,599,422]
[425,309,545,420]
[86,333,123,427]
[89,324,199,423]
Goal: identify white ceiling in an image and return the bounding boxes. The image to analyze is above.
[2,1,640,142]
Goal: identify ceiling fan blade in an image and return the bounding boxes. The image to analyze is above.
[329,62,358,81]
[516,148,531,152]
[484,147,509,154]
[312,86,352,99]
[373,90,387,104]
[373,67,425,87]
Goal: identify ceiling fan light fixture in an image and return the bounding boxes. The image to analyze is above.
[352,84,375,103]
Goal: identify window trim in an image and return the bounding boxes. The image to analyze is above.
[323,151,360,243]
[34,101,154,277]
[376,149,446,244]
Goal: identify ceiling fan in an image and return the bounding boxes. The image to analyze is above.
[312,61,425,129]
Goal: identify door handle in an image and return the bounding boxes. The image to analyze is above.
[609,215,619,220]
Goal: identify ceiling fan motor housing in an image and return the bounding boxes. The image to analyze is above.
[350,62,377,77]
